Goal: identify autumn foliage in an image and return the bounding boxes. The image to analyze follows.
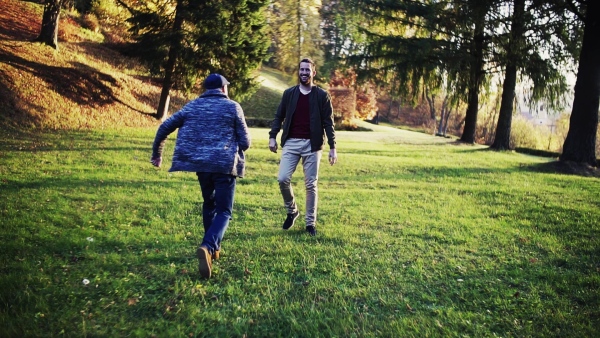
[328,69,377,123]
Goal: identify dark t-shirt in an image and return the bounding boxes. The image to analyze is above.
[288,91,311,139]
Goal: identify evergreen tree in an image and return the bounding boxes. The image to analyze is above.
[490,0,572,150]
[267,0,324,74]
[490,0,526,150]
[320,0,363,78]
[342,0,499,143]
[124,0,270,120]
[559,0,599,166]
[460,1,492,143]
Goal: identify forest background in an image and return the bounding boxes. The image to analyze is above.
[1,0,599,165]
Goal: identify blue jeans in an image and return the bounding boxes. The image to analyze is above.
[196,172,236,255]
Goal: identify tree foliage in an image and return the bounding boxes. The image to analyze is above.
[123,0,270,105]
[490,0,575,150]
[342,0,500,143]
[266,0,324,75]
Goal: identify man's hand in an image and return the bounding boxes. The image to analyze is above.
[151,156,163,168]
[269,138,278,153]
[328,149,337,165]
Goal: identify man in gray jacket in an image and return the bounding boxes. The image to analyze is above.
[268,58,337,236]
[151,73,250,278]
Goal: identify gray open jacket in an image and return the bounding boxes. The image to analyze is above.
[268,85,336,152]
[152,89,251,177]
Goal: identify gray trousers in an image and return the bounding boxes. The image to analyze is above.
[277,138,322,227]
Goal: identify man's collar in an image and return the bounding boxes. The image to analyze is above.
[200,89,228,98]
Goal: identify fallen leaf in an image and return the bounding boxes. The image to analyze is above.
[127,298,138,306]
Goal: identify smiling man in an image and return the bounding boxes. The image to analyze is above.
[268,58,337,236]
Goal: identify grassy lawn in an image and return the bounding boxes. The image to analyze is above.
[1,125,599,337]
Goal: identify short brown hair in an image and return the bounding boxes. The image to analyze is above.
[299,58,315,69]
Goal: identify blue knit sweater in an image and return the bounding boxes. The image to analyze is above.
[152,89,251,177]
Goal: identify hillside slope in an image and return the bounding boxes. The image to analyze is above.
[0,0,294,132]
[0,0,193,131]
[242,67,293,120]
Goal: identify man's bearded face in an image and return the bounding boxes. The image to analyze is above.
[298,62,315,85]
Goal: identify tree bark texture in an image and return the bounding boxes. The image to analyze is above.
[460,17,485,144]
[491,0,525,150]
[425,87,436,120]
[437,97,449,136]
[560,0,600,166]
[156,0,185,121]
[297,0,302,61]
[35,0,62,49]
[442,106,452,136]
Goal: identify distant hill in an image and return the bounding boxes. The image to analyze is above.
[237,67,292,122]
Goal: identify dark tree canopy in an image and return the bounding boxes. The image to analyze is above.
[124,0,270,119]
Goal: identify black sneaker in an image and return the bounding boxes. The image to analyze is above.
[282,211,300,230]
[306,226,317,236]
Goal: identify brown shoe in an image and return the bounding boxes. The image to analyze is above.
[213,249,220,260]
[196,246,212,278]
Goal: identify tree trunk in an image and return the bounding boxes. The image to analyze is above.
[297,0,302,61]
[443,106,453,136]
[560,1,600,166]
[437,108,445,136]
[491,0,525,150]
[156,0,186,121]
[437,96,449,136]
[460,15,486,143]
[35,0,62,49]
[425,87,437,120]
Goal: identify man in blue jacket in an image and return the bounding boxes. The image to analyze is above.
[268,58,337,236]
[151,73,250,278]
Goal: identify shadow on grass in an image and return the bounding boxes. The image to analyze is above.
[0,0,40,42]
[524,161,600,178]
[0,50,146,112]
[128,77,192,116]
[0,129,154,153]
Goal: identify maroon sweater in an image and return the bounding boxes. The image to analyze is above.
[288,92,311,139]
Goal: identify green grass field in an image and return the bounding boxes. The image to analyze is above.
[1,125,599,337]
